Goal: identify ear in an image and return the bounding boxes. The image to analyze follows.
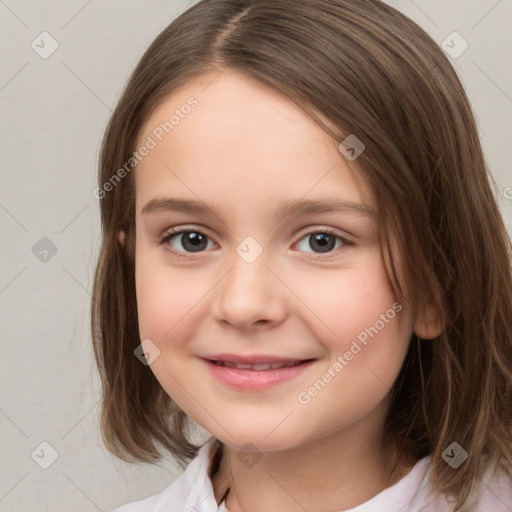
[117,230,126,246]
[414,302,445,340]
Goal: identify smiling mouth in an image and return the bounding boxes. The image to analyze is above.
[202,357,316,389]
[210,360,307,370]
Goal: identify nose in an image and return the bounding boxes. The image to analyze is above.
[212,248,288,330]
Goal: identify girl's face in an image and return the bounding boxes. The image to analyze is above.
[133,71,416,451]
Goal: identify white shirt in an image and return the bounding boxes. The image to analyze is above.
[111,437,512,511]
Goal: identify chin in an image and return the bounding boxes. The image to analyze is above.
[209,424,311,453]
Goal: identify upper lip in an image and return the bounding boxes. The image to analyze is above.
[201,353,313,364]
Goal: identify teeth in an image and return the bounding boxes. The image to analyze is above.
[252,363,271,371]
[215,360,302,370]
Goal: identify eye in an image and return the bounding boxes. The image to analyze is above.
[295,229,349,256]
[159,227,351,259]
[160,228,216,256]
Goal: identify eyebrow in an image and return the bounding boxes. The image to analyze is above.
[141,197,376,220]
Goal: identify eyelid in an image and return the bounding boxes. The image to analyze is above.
[161,224,351,241]
[294,225,351,240]
[161,224,217,241]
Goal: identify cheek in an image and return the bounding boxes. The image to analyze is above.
[135,258,207,409]
[292,254,405,350]
[292,258,412,423]
[135,247,200,344]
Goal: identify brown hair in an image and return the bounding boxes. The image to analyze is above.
[91,0,512,509]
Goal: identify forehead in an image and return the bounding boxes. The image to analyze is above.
[134,71,372,214]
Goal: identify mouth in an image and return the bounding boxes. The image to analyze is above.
[200,355,316,390]
[209,360,307,370]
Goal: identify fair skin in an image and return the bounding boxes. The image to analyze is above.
[123,70,442,511]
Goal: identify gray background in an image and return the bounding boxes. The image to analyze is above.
[0,1,511,511]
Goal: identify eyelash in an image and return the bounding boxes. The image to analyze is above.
[159,227,352,259]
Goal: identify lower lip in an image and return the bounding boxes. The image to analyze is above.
[202,358,315,390]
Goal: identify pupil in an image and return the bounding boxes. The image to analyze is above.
[183,232,207,252]
[311,233,335,253]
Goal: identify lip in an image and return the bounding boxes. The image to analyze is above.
[200,354,316,390]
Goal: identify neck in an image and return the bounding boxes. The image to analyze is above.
[211,413,414,512]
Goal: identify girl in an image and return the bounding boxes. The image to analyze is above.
[91,0,512,511]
